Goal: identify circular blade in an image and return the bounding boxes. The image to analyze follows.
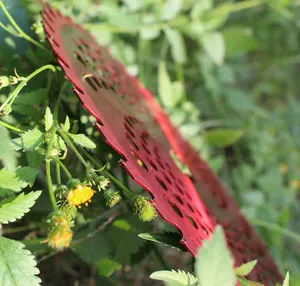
[42,4,282,285]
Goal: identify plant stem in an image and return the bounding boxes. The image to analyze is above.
[51,157,72,179]
[59,130,134,199]
[0,64,56,113]
[58,129,89,168]
[250,218,300,244]
[45,81,67,210]
[229,0,263,13]
[0,0,47,51]
[175,63,186,100]
[0,120,23,133]
[81,148,134,199]
[55,161,61,185]
[152,245,170,270]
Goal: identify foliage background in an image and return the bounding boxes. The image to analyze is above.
[0,0,300,285]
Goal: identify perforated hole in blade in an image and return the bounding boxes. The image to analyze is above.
[187,203,195,213]
[187,216,198,229]
[126,132,139,151]
[84,76,98,91]
[148,159,158,171]
[131,150,148,171]
[175,194,184,205]
[73,52,87,67]
[156,176,168,191]
[124,122,136,139]
[169,201,183,218]
[163,172,172,185]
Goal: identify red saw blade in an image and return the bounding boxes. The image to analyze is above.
[41,4,283,285]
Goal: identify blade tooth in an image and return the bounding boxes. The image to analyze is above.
[42,16,54,32]
[57,55,70,69]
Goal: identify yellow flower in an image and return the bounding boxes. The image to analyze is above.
[47,226,73,249]
[43,211,73,249]
[291,180,300,190]
[67,185,95,208]
[280,164,288,175]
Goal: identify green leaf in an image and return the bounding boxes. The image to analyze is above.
[13,89,47,105]
[201,32,225,65]
[282,272,289,286]
[191,1,213,19]
[158,62,174,108]
[27,151,44,170]
[161,0,183,21]
[0,236,41,285]
[203,129,244,147]
[195,226,236,286]
[171,81,185,106]
[68,133,96,149]
[0,169,27,192]
[223,26,258,56]
[101,3,140,31]
[44,106,53,132]
[164,28,187,64]
[0,125,17,170]
[97,258,121,277]
[140,14,161,40]
[107,214,150,265]
[235,260,257,277]
[123,0,145,11]
[16,167,39,187]
[12,128,43,151]
[150,270,198,286]
[138,232,186,251]
[0,191,41,224]
[225,89,255,111]
[61,116,70,132]
[71,228,112,265]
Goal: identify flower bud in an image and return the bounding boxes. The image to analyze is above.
[96,176,110,190]
[0,76,9,89]
[45,211,73,249]
[132,196,157,222]
[103,189,121,208]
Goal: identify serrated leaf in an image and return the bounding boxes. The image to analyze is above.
[61,116,70,132]
[138,232,186,251]
[13,89,47,105]
[0,168,27,192]
[16,167,39,187]
[283,272,289,286]
[0,191,41,224]
[235,260,257,277]
[97,258,121,277]
[201,32,225,65]
[158,62,173,108]
[195,226,236,286]
[0,125,17,170]
[69,133,96,149]
[150,270,198,286]
[26,151,44,169]
[164,28,187,64]
[44,107,53,131]
[55,135,67,152]
[0,236,41,285]
[12,128,43,151]
[203,129,244,147]
[71,227,112,265]
[107,214,150,265]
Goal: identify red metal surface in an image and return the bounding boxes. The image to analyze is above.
[41,4,283,285]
